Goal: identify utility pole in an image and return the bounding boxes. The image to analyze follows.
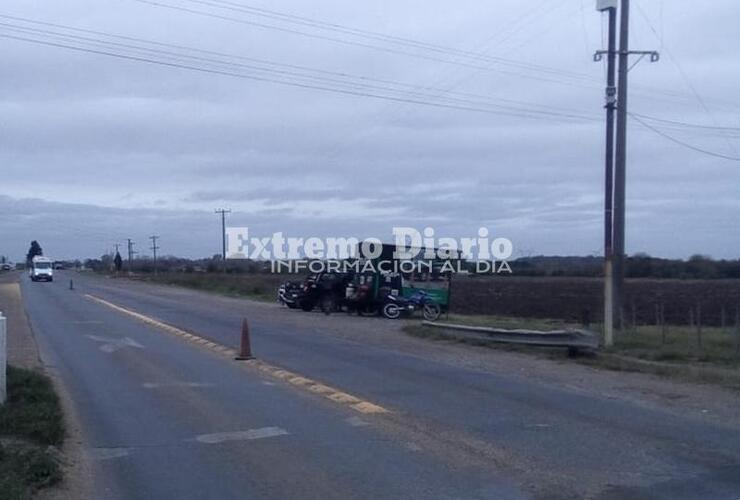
[126,238,137,274]
[214,209,231,272]
[595,0,658,338]
[149,235,160,276]
[595,0,617,346]
[612,0,630,331]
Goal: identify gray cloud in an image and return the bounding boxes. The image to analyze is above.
[1,0,739,261]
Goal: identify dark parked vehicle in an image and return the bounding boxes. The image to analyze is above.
[279,271,354,314]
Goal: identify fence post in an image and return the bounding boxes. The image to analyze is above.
[688,308,694,356]
[0,312,6,404]
[660,303,666,345]
[735,307,739,360]
[696,302,703,351]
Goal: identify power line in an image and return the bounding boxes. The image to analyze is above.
[631,112,740,132]
[127,0,735,108]
[0,11,719,112]
[301,1,573,174]
[0,31,600,123]
[129,0,628,94]
[634,1,739,156]
[630,113,740,162]
[134,0,598,82]
[7,11,736,151]
[0,18,598,119]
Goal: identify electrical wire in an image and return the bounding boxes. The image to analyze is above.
[0,31,601,124]
[174,0,597,81]
[129,0,612,90]
[635,1,740,156]
[630,113,740,162]
[0,15,597,118]
[129,0,731,110]
[631,113,740,132]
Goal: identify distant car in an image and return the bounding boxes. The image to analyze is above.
[0,263,12,271]
[29,256,54,282]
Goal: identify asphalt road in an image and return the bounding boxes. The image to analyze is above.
[20,271,740,499]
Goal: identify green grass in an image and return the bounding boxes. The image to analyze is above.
[421,314,740,366]
[403,324,573,357]
[129,273,285,302]
[607,323,740,367]
[0,366,65,499]
[0,443,62,499]
[438,313,578,331]
[0,366,65,446]
[404,314,740,386]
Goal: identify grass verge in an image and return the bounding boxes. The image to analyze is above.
[125,272,285,302]
[0,366,65,499]
[405,315,740,388]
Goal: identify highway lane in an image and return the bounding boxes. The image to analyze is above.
[21,274,523,499]
[23,272,740,499]
[69,271,740,498]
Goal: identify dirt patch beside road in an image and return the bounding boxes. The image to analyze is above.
[0,273,41,369]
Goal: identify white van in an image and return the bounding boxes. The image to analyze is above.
[29,256,54,282]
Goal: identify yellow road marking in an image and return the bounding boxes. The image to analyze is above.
[84,294,389,415]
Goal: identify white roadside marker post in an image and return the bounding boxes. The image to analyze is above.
[0,312,6,404]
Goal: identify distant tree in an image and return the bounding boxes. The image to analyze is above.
[686,254,717,279]
[100,254,114,270]
[26,240,43,264]
[0,255,6,264]
[114,252,123,272]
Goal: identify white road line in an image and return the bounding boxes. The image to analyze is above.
[86,335,144,353]
[345,416,371,427]
[195,427,288,444]
[142,382,215,389]
[405,442,422,452]
[87,447,131,460]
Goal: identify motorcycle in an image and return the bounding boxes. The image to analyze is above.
[278,281,303,309]
[382,289,441,321]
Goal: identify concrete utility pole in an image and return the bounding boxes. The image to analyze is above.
[612,0,630,331]
[214,209,231,272]
[595,0,618,346]
[149,235,160,276]
[595,0,658,341]
[126,238,136,274]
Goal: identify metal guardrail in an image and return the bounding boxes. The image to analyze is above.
[421,321,600,350]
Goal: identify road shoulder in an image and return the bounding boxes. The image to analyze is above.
[0,273,91,500]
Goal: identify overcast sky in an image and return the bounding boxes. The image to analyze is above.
[1,0,738,261]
